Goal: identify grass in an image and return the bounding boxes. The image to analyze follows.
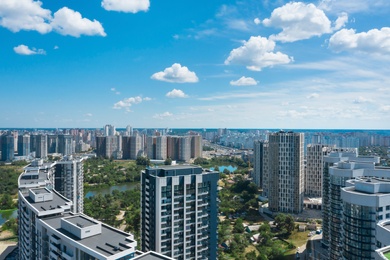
[384,251,390,259]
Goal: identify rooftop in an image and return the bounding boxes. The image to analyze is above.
[42,213,137,258]
[145,165,216,177]
[23,188,71,217]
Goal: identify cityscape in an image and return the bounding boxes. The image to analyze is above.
[1,0,390,260]
[0,127,390,259]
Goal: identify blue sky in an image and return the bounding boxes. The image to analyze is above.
[1,0,390,129]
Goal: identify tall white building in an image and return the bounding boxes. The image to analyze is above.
[304,144,330,197]
[141,165,219,260]
[267,131,304,213]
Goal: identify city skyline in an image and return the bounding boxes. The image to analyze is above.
[1,0,389,129]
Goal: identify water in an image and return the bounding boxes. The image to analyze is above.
[84,182,139,198]
[210,165,237,173]
[0,210,17,225]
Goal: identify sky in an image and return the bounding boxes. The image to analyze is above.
[1,0,390,129]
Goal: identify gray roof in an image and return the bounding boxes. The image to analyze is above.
[42,213,136,258]
[24,189,71,214]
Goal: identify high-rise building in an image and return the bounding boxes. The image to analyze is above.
[322,154,381,259]
[147,136,167,160]
[321,148,358,251]
[17,134,30,156]
[141,165,219,260]
[34,134,47,158]
[58,134,74,155]
[1,133,14,161]
[96,136,121,159]
[190,135,202,159]
[166,136,192,162]
[304,144,330,197]
[253,140,268,190]
[340,177,390,259]
[265,131,304,213]
[130,134,143,159]
[54,156,85,213]
[18,159,139,260]
[104,124,116,136]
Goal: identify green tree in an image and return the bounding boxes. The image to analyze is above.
[164,157,172,165]
[233,218,245,233]
[136,156,150,166]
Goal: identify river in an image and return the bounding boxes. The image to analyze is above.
[0,209,17,226]
[84,182,139,198]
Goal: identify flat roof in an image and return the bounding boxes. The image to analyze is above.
[66,215,98,228]
[146,165,218,177]
[24,189,71,214]
[42,213,136,257]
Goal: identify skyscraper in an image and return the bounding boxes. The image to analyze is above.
[141,165,219,260]
[54,156,85,213]
[17,134,30,156]
[1,133,14,161]
[267,131,304,213]
[58,134,74,156]
[146,136,167,160]
[253,140,268,190]
[304,144,330,197]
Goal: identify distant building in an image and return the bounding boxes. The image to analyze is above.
[1,133,14,161]
[267,131,304,213]
[147,136,167,160]
[58,134,74,156]
[96,135,121,159]
[17,134,30,156]
[141,165,219,260]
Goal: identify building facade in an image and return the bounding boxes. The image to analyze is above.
[267,131,304,213]
[304,144,330,197]
[1,133,15,161]
[141,165,219,260]
[18,134,30,156]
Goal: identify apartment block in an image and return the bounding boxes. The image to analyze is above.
[141,165,219,260]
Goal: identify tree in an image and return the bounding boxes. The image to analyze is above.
[136,156,150,166]
[164,157,172,165]
[233,218,245,233]
[274,213,295,235]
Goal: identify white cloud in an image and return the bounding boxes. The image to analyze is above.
[263,2,332,42]
[113,96,150,111]
[166,89,188,98]
[318,0,390,14]
[353,96,373,104]
[0,0,52,33]
[225,19,249,31]
[51,7,106,37]
[110,88,120,94]
[13,44,45,55]
[101,0,150,13]
[333,12,348,30]
[307,93,319,99]
[254,18,261,25]
[84,113,93,117]
[54,45,59,49]
[153,112,173,120]
[380,105,390,112]
[329,27,390,55]
[230,76,258,86]
[151,63,199,83]
[224,36,292,71]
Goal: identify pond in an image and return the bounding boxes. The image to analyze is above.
[0,209,17,226]
[209,165,237,173]
[84,182,139,198]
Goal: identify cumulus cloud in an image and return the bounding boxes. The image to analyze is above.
[307,93,320,99]
[151,63,199,83]
[329,27,390,55]
[51,7,106,37]
[166,89,188,98]
[230,76,258,86]
[333,12,348,30]
[153,112,173,120]
[254,18,261,25]
[263,2,333,42]
[0,0,52,33]
[101,0,150,13]
[224,36,292,71]
[0,1,106,37]
[13,44,45,55]
[113,96,150,112]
